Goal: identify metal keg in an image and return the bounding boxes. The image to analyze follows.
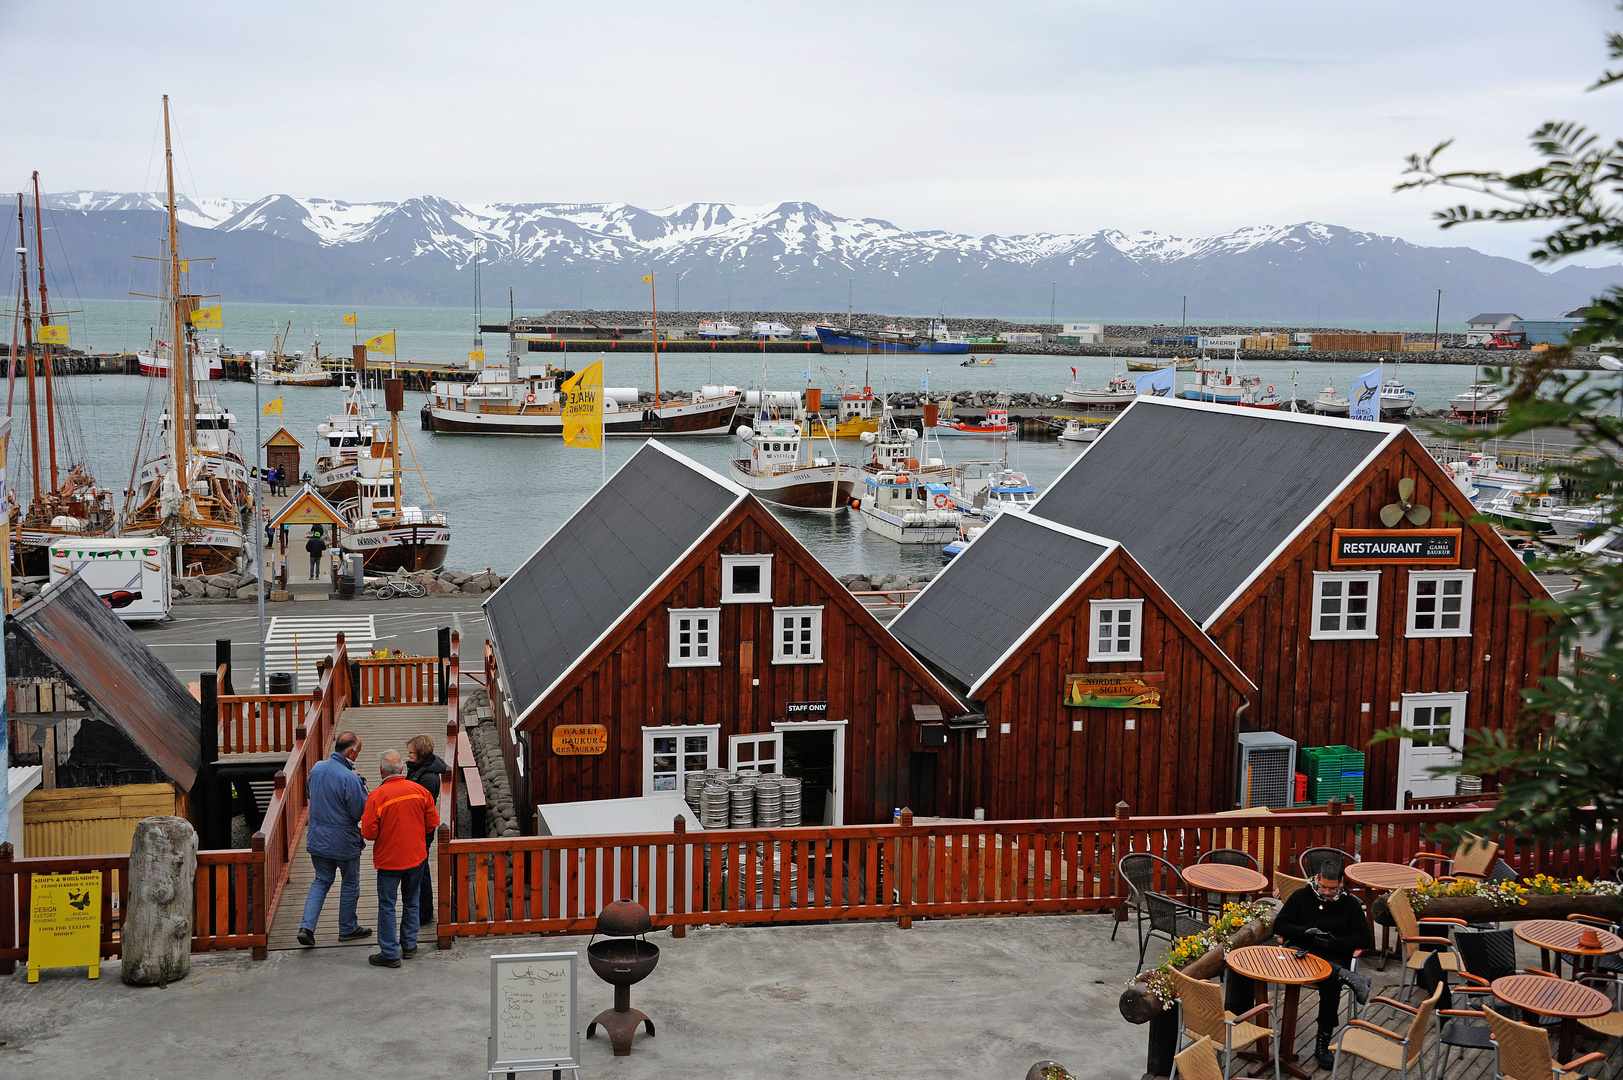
[729,783,754,828]
[779,776,803,826]
[699,781,732,829]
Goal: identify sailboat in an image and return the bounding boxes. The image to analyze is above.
[10,172,117,578]
[121,97,250,577]
[313,355,385,502]
[337,378,450,572]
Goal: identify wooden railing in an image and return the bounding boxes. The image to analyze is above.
[436,634,462,838]
[356,655,439,705]
[216,694,306,754]
[434,804,1620,945]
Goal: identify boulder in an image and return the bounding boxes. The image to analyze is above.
[426,578,459,597]
[182,578,208,599]
[460,580,485,594]
[204,584,230,599]
[121,817,197,987]
[473,573,498,591]
[439,569,472,585]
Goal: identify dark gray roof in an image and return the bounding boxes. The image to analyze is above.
[890,513,1110,691]
[486,441,743,716]
[1030,400,1392,626]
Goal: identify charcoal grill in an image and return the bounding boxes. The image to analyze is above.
[584,899,658,1056]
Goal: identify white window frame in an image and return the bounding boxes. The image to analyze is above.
[642,724,720,796]
[1088,599,1144,662]
[1310,572,1381,640]
[721,554,773,603]
[728,732,782,775]
[1396,693,1467,809]
[772,606,824,664]
[1406,570,1474,638]
[668,607,721,667]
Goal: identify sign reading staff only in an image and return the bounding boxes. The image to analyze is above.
[28,870,102,982]
[1331,528,1461,566]
[551,724,609,755]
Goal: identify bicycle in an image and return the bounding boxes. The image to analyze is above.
[372,577,427,600]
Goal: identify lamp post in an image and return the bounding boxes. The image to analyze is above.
[1599,354,1623,418]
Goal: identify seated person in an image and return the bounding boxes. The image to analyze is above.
[1271,859,1373,1070]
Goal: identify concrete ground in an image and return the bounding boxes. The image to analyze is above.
[0,912,1142,1080]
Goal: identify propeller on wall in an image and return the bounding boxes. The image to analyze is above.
[1380,477,1432,527]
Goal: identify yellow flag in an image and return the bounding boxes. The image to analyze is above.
[642,275,653,284]
[38,324,69,345]
[561,360,604,450]
[179,260,189,272]
[343,313,356,326]
[469,349,485,365]
[365,331,395,355]
[264,398,284,417]
[190,305,222,328]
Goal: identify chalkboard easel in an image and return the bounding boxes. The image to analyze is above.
[489,951,579,1079]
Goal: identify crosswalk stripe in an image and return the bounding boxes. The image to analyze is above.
[257,614,375,689]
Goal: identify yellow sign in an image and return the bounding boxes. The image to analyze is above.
[561,359,603,450]
[264,397,284,416]
[38,324,69,345]
[271,487,346,529]
[179,259,189,272]
[343,313,357,326]
[28,871,102,981]
[365,331,396,355]
[190,305,222,328]
[469,348,485,365]
[552,724,609,755]
[1063,672,1164,709]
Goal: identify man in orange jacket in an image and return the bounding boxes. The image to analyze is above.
[359,749,439,968]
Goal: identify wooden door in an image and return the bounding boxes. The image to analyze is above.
[1396,693,1467,808]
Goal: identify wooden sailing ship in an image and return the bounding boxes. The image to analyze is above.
[121,97,250,577]
[10,172,116,579]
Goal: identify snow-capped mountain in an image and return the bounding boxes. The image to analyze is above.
[32,192,1623,319]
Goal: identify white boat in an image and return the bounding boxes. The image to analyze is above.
[729,407,854,512]
[314,374,385,502]
[1058,418,1099,443]
[1440,460,1479,501]
[337,382,450,572]
[949,462,1037,520]
[1380,378,1416,417]
[856,410,959,543]
[139,335,223,380]
[1185,363,1281,409]
[752,322,793,340]
[255,338,333,386]
[1450,382,1507,415]
[1312,385,1350,416]
[936,403,1018,437]
[1063,374,1136,406]
[1548,501,1606,539]
[695,320,741,339]
[800,323,820,340]
[1465,453,1538,497]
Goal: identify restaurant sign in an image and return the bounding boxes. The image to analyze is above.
[551,724,609,756]
[1331,528,1461,566]
[1063,672,1164,709]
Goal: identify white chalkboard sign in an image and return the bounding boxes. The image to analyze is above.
[489,952,578,1074]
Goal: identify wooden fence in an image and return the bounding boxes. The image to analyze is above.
[435,804,1620,945]
[355,655,440,705]
[215,694,306,754]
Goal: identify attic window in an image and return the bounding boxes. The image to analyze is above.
[1088,599,1143,662]
[721,554,772,603]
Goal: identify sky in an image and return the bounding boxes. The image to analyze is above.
[3,0,1621,263]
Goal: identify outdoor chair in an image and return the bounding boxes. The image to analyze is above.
[1142,892,1209,969]
[1171,1036,1226,1080]
[1415,948,1498,1074]
[1171,969,1278,1080]
[1389,887,1466,997]
[1116,853,1185,955]
[1273,871,1309,904]
[1410,833,1499,881]
[1572,974,1623,1066]
[1327,983,1442,1080]
[1567,916,1623,997]
[1199,848,1261,870]
[1483,1006,1608,1080]
[1300,846,1356,879]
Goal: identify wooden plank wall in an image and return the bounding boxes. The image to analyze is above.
[22,783,184,858]
[1211,436,1557,810]
[960,552,1250,819]
[524,505,959,825]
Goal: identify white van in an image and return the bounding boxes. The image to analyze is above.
[46,537,172,621]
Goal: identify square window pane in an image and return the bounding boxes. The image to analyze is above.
[654,737,676,755]
[652,754,676,772]
[737,743,755,763]
[684,753,708,771]
[684,735,709,754]
[732,565,761,595]
[1322,581,1343,598]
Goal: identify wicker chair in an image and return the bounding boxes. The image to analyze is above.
[1273,871,1309,905]
[1300,846,1356,879]
[1171,969,1278,1080]
[1172,1036,1226,1080]
[1483,1006,1607,1080]
[1199,848,1261,870]
[1116,853,1185,956]
[1142,892,1208,969]
[1328,983,1442,1080]
[1388,887,1465,997]
[1410,833,1499,881]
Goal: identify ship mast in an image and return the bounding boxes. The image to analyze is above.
[16,196,40,502]
[649,273,660,405]
[32,172,59,493]
[162,96,188,507]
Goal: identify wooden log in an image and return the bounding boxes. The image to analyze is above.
[1371,892,1622,927]
[1119,901,1280,1025]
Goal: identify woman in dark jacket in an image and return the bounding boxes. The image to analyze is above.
[1272,860,1373,1069]
[406,734,449,929]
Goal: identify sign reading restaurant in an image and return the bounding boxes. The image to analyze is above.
[1331,528,1461,566]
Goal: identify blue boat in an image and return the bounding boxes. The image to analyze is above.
[814,325,970,355]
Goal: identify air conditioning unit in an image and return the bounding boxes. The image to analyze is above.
[1236,731,1298,809]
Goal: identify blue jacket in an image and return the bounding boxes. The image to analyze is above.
[306,752,369,859]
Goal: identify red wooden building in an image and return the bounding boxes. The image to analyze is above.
[483,441,963,827]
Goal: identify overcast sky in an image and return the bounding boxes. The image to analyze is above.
[4,0,1621,263]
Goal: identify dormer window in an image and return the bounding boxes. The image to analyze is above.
[721,554,772,603]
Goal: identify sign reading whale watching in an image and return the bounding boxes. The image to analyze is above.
[1331,528,1461,566]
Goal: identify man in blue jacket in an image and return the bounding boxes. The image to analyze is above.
[297,731,372,947]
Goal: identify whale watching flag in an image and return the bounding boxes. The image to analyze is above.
[342,313,356,326]
[562,360,604,450]
[1350,365,1381,422]
[38,324,69,345]
[365,331,395,355]
[1134,366,1176,398]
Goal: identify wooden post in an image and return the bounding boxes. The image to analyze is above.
[1328,798,1342,816]
[215,639,233,695]
[436,823,453,951]
[40,726,55,790]
[672,816,688,939]
[196,672,218,846]
[250,831,267,960]
[1115,801,1130,820]
[0,841,15,975]
[897,807,913,930]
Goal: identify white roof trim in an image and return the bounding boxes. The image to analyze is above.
[497,440,747,726]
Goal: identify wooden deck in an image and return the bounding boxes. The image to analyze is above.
[264,704,447,951]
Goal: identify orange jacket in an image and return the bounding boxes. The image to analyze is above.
[360,775,439,871]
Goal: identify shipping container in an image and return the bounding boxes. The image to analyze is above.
[1308,333,1406,352]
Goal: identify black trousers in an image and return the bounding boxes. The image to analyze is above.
[1316,970,1348,1035]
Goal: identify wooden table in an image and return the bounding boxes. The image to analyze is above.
[1515,919,1623,979]
[1343,862,1433,969]
[1227,944,1333,1079]
[1491,973,1612,1059]
[1183,863,1270,910]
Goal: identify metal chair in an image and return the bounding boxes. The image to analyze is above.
[1199,848,1261,870]
[1171,969,1278,1080]
[1300,846,1356,879]
[1388,887,1466,997]
[1171,1036,1226,1080]
[1142,892,1208,969]
[1410,833,1499,881]
[1116,853,1184,958]
[1415,948,1498,1073]
[1573,974,1623,1066]
[1483,1005,1607,1080]
[1328,983,1441,1080]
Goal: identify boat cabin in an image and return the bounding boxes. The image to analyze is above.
[483,441,964,829]
[739,418,806,474]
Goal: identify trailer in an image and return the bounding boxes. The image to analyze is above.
[46,536,172,621]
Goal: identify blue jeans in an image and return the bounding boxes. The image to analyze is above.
[376,864,423,960]
[301,854,361,936]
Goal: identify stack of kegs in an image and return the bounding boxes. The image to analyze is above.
[684,772,707,817]
[779,776,803,826]
[754,778,783,828]
[699,781,731,829]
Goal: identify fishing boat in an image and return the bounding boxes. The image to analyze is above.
[1475,490,1561,534]
[696,320,741,339]
[9,173,118,578]
[729,403,853,511]
[1126,357,1196,372]
[815,323,970,355]
[804,383,881,439]
[856,410,959,543]
[1548,500,1607,539]
[1062,372,1136,407]
[254,328,333,386]
[1184,363,1280,408]
[949,461,1037,520]
[1450,382,1507,416]
[1380,379,1416,417]
[138,335,223,379]
[1464,453,1537,498]
[337,379,450,572]
[314,369,385,501]
[936,401,1018,437]
[1312,384,1350,416]
[1057,418,1099,443]
[122,97,250,577]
